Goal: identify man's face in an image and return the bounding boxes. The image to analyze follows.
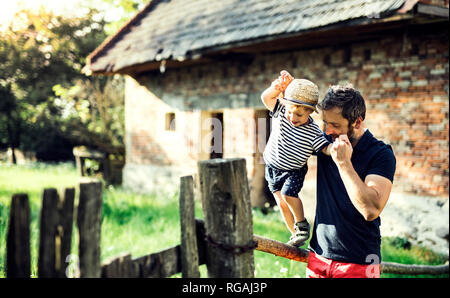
[322,107,355,142]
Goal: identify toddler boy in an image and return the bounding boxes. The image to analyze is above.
[261,70,331,247]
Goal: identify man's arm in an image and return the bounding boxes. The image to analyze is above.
[330,135,393,221]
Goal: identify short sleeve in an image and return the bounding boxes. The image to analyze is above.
[269,99,283,118]
[367,145,396,182]
[311,125,331,154]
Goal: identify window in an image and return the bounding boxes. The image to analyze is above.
[165,112,176,131]
[364,49,371,61]
[324,54,331,66]
[344,48,352,63]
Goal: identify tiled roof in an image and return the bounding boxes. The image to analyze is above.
[85,0,408,74]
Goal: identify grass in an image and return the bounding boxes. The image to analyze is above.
[0,162,448,278]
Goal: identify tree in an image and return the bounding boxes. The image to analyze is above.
[0,84,19,162]
[101,0,147,34]
[52,76,125,155]
[0,0,148,162]
[0,7,117,161]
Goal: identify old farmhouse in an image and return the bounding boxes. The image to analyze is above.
[84,0,449,206]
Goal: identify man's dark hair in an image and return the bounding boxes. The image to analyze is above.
[318,84,366,124]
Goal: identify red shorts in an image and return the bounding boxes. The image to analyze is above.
[306,251,380,278]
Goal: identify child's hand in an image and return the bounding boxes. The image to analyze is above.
[280,70,294,88]
[271,70,294,92]
[271,78,284,92]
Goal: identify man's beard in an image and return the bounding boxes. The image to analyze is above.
[347,125,356,144]
[330,124,356,144]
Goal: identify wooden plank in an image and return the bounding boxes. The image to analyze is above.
[198,158,255,278]
[77,179,103,278]
[58,188,75,278]
[179,175,200,277]
[38,188,60,278]
[126,220,207,278]
[6,194,31,278]
[133,245,182,278]
[102,253,137,278]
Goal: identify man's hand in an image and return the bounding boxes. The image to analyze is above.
[330,134,353,166]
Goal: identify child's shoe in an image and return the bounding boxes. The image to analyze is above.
[287,219,310,247]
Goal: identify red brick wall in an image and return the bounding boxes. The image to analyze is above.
[353,30,449,196]
[130,23,448,197]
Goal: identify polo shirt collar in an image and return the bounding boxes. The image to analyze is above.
[353,129,372,152]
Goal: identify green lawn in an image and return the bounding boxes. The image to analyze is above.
[0,162,447,278]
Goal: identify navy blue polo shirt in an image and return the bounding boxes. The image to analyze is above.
[309,129,396,264]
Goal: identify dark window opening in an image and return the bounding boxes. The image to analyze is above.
[165,112,176,131]
[210,112,223,159]
[324,54,331,66]
[344,48,352,63]
[364,49,371,61]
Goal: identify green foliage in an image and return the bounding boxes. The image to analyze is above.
[101,0,148,34]
[0,5,123,160]
[387,236,412,250]
[0,84,18,150]
[51,75,125,153]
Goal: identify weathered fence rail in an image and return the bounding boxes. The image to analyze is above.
[4,158,449,278]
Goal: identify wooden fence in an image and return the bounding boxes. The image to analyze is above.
[4,158,449,277]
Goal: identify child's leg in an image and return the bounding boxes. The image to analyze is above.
[281,194,305,224]
[272,191,295,234]
[281,165,308,227]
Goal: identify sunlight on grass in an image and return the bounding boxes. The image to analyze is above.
[100,185,182,260]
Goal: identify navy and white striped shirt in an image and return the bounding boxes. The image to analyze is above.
[263,101,330,171]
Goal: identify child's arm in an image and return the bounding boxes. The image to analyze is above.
[321,143,332,155]
[261,70,293,111]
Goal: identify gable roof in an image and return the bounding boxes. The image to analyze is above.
[83,0,425,75]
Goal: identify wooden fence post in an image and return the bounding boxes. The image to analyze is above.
[198,158,255,278]
[179,175,200,277]
[58,188,75,277]
[38,188,59,278]
[37,188,75,278]
[6,194,31,278]
[77,178,102,278]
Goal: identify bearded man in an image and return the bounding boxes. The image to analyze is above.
[306,85,396,278]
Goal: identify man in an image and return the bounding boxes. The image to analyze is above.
[307,84,396,278]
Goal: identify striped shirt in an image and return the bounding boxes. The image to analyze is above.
[263,101,330,171]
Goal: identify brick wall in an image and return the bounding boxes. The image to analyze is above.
[128,23,448,197]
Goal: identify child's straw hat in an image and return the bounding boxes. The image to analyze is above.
[279,79,319,113]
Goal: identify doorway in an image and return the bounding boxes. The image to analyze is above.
[210,112,224,159]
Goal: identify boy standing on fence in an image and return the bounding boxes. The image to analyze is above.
[261,70,331,247]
